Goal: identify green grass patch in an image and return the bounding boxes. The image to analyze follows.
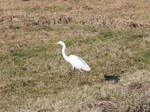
[141,50,150,64]
[65,40,73,47]
[12,49,29,57]
[0,55,9,61]
[11,46,47,58]
[45,5,65,12]
[29,6,41,12]
[83,38,97,44]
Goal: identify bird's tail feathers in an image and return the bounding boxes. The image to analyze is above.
[83,65,91,71]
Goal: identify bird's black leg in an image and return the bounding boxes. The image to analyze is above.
[68,66,74,75]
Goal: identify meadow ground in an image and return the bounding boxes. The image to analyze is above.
[0,0,150,112]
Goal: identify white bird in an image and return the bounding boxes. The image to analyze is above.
[52,41,90,72]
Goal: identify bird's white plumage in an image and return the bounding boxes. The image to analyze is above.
[55,41,90,72]
[68,55,90,71]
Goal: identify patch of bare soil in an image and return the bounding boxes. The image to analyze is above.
[120,70,150,112]
[1,14,147,29]
[122,70,150,93]
[94,101,119,112]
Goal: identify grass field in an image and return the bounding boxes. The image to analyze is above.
[0,0,150,112]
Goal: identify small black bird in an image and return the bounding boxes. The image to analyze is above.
[104,74,120,83]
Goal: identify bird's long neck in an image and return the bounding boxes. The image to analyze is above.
[62,43,68,61]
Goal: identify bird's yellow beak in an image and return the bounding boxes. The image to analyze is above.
[51,42,57,45]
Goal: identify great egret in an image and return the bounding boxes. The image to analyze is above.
[52,41,90,72]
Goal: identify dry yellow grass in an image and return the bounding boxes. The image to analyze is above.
[0,0,150,112]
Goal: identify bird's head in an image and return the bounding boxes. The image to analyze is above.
[52,41,64,46]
